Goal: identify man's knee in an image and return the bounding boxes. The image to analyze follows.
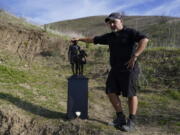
[107,93,118,97]
[128,96,138,101]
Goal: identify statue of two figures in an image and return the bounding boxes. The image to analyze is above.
[68,40,87,76]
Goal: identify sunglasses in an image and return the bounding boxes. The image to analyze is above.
[106,20,118,25]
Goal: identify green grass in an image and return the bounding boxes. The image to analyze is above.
[165,90,180,101]
[138,47,180,90]
[0,44,179,134]
[0,52,69,115]
[0,65,29,84]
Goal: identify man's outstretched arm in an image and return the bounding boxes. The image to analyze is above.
[72,37,94,43]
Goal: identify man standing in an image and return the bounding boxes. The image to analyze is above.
[68,40,80,75]
[72,12,149,131]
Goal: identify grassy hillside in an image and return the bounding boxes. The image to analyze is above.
[0,45,180,135]
[0,10,180,135]
[46,16,109,36]
[46,15,180,47]
[0,9,41,30]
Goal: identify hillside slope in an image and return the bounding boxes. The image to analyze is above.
[46,15,180,47]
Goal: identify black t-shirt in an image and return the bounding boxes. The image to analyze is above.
[93,27,147,70]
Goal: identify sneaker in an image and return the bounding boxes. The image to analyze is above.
[122,118,136,132]
[108,114,126,128]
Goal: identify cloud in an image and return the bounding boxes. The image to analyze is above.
[111,0,154,13]
[7,0,112,24]
[25,0,155,24]
[144,0,180,16]
[0,0,180,24]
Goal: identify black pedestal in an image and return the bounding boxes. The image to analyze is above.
[67,75,88,119]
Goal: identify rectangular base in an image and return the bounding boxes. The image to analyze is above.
[67,75,88,119]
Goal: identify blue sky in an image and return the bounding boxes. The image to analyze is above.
[0,0,180,24]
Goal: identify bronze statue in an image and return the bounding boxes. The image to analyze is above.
[68,41,87,76]
[78,49,87,75]
[68,40,80,75]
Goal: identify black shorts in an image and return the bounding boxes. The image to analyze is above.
[106,65,140,97]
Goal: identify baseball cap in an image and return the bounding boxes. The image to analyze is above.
[105,12,122,23]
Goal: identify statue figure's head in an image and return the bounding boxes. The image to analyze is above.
[71,40,77,44]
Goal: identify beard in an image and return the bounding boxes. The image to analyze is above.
[112,29,118,32]
[111,28,119,32]
[111,26,123,32]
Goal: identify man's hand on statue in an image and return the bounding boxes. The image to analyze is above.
[71,38,79,42]
[125,56,137,69]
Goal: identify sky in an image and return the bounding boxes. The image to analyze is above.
[0,0,180,24]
